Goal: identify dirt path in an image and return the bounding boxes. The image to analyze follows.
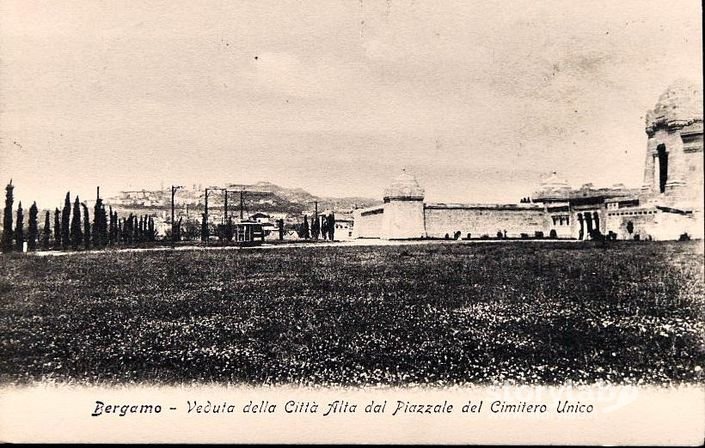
[31,238,581,257]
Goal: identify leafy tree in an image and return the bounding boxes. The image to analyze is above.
[53,208,61,248]
[28,202,38,251]
[70,196,82,250]
[81,202,90,250]
[2,180,14,253]
[327,212,335,241]
[278,219,284,240]
[15,202,24,251]
[42,210,51,250]
[61,192,71,249]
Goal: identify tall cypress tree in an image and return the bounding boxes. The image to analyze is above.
[327,212,335,241]
[148,217,155,242]
[99,205,108,246]
[311,214,320,240]
[108,207,114,245]
[15,202,24,251]
[93,195,108,248]
[81,202,90,250]
[133,215,139,243]
[115,211,120,243]
[226,217,234,242]
[92,198,101,247]
[201,213,209,242]
[110,209,117,245]
[42,210,51,250]
[118,218,124,244]
[321,216,328,240]
[53,208,61,248]
[302,215,310,239]
[61,192,71,249]
[138,216,144,242]
[2,180,14,252]
[176,217,182,241]
[70,196,82,250]
[28,202,38,251]
[126,214,134,244]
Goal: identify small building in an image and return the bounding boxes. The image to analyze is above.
[249,212,271,224]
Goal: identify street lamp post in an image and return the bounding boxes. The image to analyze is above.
[224,189,228,224]
[239,189,245,220]
[314,200,318,240]
[203,188,210,244]
[171,185,183,246]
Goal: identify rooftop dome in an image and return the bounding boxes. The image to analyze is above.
[646,79,703,132]
[383,169,424,201]
[533,171,571,200]
[540,171,570,190]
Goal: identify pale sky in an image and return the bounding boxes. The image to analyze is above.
[0,0,702,208]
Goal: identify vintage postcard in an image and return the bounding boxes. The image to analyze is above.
[0,0,703,444]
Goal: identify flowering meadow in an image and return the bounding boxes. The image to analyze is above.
[0,240,703,386]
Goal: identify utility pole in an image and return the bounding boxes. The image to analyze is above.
[239,189,245,220]
[224,189,228,224]
[204,188,210,219]
[171,185,183,246]
[203,188,211,244]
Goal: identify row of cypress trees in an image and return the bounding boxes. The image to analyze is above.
[1,180,157,253]
[297,212,336,240]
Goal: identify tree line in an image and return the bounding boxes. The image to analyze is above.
[1,181,156,253]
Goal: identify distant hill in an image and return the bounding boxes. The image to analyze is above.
[239,181,379,213]
[106,181,379,217]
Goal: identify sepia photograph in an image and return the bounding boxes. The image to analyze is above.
[0,0,703,444]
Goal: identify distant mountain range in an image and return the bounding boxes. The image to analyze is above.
[107,181,379,216]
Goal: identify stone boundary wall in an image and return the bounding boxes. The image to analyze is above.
[605,208,703,240]
[423,205,547,239]
[352,206,384,239]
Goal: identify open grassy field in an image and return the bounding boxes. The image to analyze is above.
[1,241,703,386]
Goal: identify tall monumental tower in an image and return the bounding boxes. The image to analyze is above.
[381,170,427,239]
[639,80,703,240]
[642,80,703,208]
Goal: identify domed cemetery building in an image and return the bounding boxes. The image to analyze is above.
[353,81,703,241]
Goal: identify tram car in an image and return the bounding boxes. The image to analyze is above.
[215,220,265,246]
